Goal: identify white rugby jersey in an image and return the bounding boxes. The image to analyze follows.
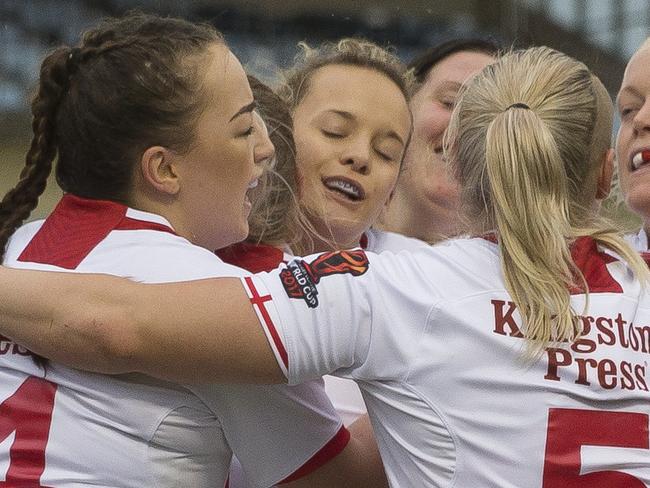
[364,228,430,253]
[245,236,650,487]
[220,230,430,428]
[322,229,430,425]
[1,194,347,488]
[626,228,648,252]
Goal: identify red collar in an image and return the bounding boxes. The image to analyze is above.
[18,194,175,269]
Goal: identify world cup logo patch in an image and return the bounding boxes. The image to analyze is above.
[279,250,370,308]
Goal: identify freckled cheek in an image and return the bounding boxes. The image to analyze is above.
[414,107,451,142]
[294,145,327,193]
[625,184,650,219]
[375,168,400,202]
[617,164,632,193]
[293,156,320,201]
[615,133,632,180]
[423,165,461,201]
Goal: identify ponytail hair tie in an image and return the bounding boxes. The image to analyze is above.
[505,102,530,111]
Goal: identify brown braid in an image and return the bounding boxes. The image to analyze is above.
[0,13,224,262]
[0,46,73,260]
[0,39,130,258]
[1,14,225,367]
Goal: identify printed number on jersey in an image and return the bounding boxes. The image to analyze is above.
[0,377,56,487]
[543,408,649,486]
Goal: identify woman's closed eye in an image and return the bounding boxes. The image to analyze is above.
[620,106,639,120]
[240,125,255,137]
[321,128,346,138]
[375,149,393,161]
[374,143,402,162]
[438,94,457,111]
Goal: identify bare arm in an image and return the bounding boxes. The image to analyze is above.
[0,266,283,383]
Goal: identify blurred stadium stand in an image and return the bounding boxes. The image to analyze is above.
[0,0,648,218]
[3,0,647,113]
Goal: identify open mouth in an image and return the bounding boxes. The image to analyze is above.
[244,178,259,208]
[632,150,650,171]
[322,177,365,202]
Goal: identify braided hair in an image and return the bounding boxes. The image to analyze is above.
[0,13,224,259]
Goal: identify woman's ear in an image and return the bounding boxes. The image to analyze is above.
[596,148,615,200]
[139,146,180,196]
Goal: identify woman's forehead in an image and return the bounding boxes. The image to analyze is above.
[298,65,410,129]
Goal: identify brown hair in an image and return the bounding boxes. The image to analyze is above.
[408,37,500,90]
[246,75,299,246]
[0,12,224,259]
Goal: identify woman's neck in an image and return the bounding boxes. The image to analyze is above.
[296,225,362,255]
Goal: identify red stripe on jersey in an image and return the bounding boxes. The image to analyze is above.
[642,251,650,268]
[278,426,351,484]
[217,242,285,273]
[569,236,622,294]
[244,276,289,369]
[219,236,368,274]
[18,194,175,269]
[115,217,176,235]
[481,234,623,294]
[18,194,126,268]
[359,232,369,249]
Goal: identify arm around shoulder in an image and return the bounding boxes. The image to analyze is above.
[0,266,283,383]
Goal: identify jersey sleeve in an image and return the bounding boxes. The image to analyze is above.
[189,380,348,487]
[243,249,433,385]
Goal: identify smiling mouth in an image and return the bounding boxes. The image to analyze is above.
[322,178,365,201]
[244,179,259,208]
[632,150,650,171]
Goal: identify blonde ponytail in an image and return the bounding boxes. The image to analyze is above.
[447,46,649,354]
[485,107,583,351]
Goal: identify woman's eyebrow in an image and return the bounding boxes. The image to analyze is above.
[229,101,257,122]
[616,86,643,106]
[321,109,354,120]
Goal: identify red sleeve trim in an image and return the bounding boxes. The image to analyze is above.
[244,277,289,369]
[278,426,351,484]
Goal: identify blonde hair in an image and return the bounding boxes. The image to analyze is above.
[446,46,649,354]
[279,38,414,112]
[275,38,414,253]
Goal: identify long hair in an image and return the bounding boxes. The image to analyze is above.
[279,38,413,111]
[277,38,414,253]
[0,12,223,260]
[246,75,304,247]
[446,46,649,353]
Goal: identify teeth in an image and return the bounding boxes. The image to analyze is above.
[247,179,258,189]
[632,151,650,170]
[325,179,361,199]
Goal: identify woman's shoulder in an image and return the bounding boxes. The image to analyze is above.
[363,228,430,253]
